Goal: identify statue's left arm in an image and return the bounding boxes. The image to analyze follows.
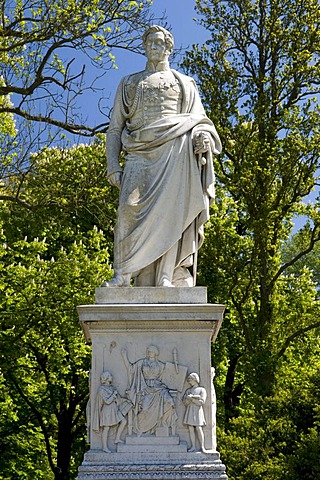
[106,78,127,188]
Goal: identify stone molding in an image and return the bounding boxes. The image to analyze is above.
[77,288,228,479]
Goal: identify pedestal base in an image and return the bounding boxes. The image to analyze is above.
[77,288,227,479]
[78,450,227,479]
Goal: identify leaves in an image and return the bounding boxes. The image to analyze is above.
[0,0,155,135]
[0,138,117,478]
[186,1,320,477]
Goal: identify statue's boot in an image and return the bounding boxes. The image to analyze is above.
[158,278,175,287]
[101,273,131,287]
[114,438,124,444]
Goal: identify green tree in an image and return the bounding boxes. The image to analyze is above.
[0,224,111,480]
[3,136,118,250]
[0,0,158,221]
[183,1,320,477]
[207,228,320,479]
[184,0,320,396]
[0,0,154,135]
[0,140,117,479]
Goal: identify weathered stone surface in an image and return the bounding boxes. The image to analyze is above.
[78,451,228,479]
[77,287,227,479]
[95,287,208,305]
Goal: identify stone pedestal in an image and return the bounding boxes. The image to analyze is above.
[77,288,228,479]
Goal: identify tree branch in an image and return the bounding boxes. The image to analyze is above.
[270,223,320,288]
[277,320,320,359]
[0,106,109,135]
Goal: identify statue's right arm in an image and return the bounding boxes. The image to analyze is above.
[106,79,126,188]
[100,388,116,404]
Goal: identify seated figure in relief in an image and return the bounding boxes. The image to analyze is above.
[121,345,178,435]
[102,25,221,288]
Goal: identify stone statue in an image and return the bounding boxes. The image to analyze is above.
[102,25,222,288]
[211,366,217,451]
[92,371,132,452]
[182,372,208,453]
[86,370,92,444]
[121,345,178,435]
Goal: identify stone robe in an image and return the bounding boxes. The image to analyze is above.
[125,357,177,434]
[107,66,222,283]
[92,384,125,430]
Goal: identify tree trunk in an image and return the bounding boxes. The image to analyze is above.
[223,354,243,424]
[54,406,73,480]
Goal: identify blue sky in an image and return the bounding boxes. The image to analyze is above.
[107,0,208,91]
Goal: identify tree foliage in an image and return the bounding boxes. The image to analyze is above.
[0,0,154,135]
[0,140,117,479]
[0,0,158,269]
[183,1,320,477]
[3,136,118,246]
[184,0,320,391]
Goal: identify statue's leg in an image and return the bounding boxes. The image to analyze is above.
[101,213,132,287]
[188,425,196,452]
[102,426,111,452]
[155,242,179,287]
[134,263,156,286]
[196,425,209,453]
[114,419,126,443]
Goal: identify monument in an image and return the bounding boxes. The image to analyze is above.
[102,24,222,288]
[77,25,227,479]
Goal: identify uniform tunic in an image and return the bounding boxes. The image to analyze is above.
[183,385,207,427]
[93,385,124,429]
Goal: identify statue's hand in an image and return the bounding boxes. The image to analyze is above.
[193,132,211,155]
[108,171,122,189]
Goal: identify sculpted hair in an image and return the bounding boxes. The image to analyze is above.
[142,25,174,53]
[146,344,160,357]
[188,372,200,384]
[101,371,112,383]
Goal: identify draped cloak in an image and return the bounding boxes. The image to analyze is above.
[92,385,125,430]
[107,69,222,278]
[125,358,177,434]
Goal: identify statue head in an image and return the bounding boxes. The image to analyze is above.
[100,370,113,384]
[142,25,174,63]
[187,372,200,385]
[146,344,160,359]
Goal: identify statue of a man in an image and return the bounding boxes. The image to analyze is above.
[103,25,221,288]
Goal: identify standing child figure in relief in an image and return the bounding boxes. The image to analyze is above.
[92,371,129,453]
[183,372,208,453]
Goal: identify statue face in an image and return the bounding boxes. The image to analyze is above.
[187,376,196,386]
[146,345,158,359]
[101,373,112,384]
[144,31,167,63]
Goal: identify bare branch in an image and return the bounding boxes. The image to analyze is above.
[0,105,109,135]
